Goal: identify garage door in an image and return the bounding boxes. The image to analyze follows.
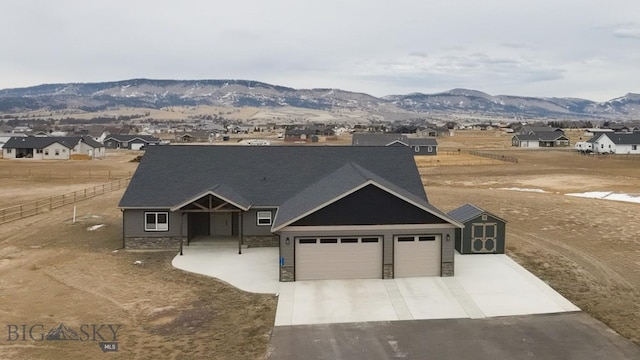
[394,235,441,277]
[295,236,382,280]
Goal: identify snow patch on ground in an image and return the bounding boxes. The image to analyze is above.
[497,187,548,193]
[565,191,640,204]
[87,224,105,231]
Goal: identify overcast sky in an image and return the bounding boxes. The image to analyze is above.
[1,0,639,101]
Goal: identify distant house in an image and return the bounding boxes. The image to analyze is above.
[589,133,640,155]
[174,130,211,143]
[2,136,105,160]
[284,126,335,142]
[511,131,570,148]
[0,133,27,148]
[103,134,161,150]
[352,133,438,155]
[448,204,507,254]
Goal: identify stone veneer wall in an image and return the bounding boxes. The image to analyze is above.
[244,235,279,248]
[441,262,454,277]
[280,266,294,282]
[125,236,183,250]
[383,264,393,279]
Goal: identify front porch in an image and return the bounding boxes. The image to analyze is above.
[172,238,279,294]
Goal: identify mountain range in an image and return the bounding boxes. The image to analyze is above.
[0,79,638,120]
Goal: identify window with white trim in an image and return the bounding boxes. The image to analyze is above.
[6,149,12,153]
[257,211,272,226]
[54,149,60,156]
[145,212,169,231]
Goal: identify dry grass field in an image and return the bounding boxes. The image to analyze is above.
[426,130,640,346]
[0,131,638,359]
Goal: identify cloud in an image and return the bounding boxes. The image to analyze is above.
[613,26,640,39]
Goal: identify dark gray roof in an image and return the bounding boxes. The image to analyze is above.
[3,136,103,149]
[448,203,506,223]
[600,133,640,145]
[513,132,568,142]
[172,183,252,211]
[512,134,539,141]
[402,138,438,146]
[352,133,407,146]
[119,146,430,210]
[272,162,457,230]
[103,134,160,143]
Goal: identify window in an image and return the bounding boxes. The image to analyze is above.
[414,146,420,152]
[36,149,43,154]
[44,150,49,155]
[6,149,11,153]
[299,239,317,244]
[55,149,60,156]
[145,212,168,231]
[428,146,433,152]
[62,149,66,152]
[320,238,338,244]
[482,214,488,221]
[340,238,358,243]
[418,236,436,241]
[633,145,637,150]
[361,237,379,243]
[397,236,415,242]
[257,211,272,226]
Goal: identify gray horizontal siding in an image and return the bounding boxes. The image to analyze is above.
[243,209,276,236]
[123,209,183,237]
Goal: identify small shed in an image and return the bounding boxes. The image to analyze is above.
[448,204,507,254]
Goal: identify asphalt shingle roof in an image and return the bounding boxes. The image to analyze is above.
[352,133,437,147]
[104,134,160,143]
[600,133,640,145]
[3,136,103,149]
[118,146,430,210]
[448,203,506,223]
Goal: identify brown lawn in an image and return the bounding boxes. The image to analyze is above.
[0,132,639,360]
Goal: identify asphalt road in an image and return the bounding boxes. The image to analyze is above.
[268,312,640,360]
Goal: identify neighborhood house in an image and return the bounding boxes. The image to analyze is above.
[118,146,463,282]
[103,134,161,150]
[1,136,106,159]
[351,133,438,155]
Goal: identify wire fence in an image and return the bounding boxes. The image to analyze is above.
[468,150,519,163]
[0,170,132,179]
[0,178,130,225]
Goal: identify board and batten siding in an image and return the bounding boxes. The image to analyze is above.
[277,225,456,279]
[123,209,184,237]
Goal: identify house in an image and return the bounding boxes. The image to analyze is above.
[284,126,335,142]
[103,134,161,150]
[352,133,437,155]
[2,136,106,159]
[118,146,463,281]
[174,130,212,143]
[511,131,570,148]
[589,133,640,154]
[448,204,507,254]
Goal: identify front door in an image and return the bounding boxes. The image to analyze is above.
[211,212,232,236]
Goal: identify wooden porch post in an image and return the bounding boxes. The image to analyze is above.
[238,212,243,254]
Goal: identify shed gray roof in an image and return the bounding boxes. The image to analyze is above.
[448,203,506,223]
[119,146,430,211]
[3,136,104,149]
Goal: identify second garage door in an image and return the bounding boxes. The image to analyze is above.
[394,235,441,277]
[295,236,382,280]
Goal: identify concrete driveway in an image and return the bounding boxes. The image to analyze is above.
[172,243,578,325]
[275,254,579,326]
